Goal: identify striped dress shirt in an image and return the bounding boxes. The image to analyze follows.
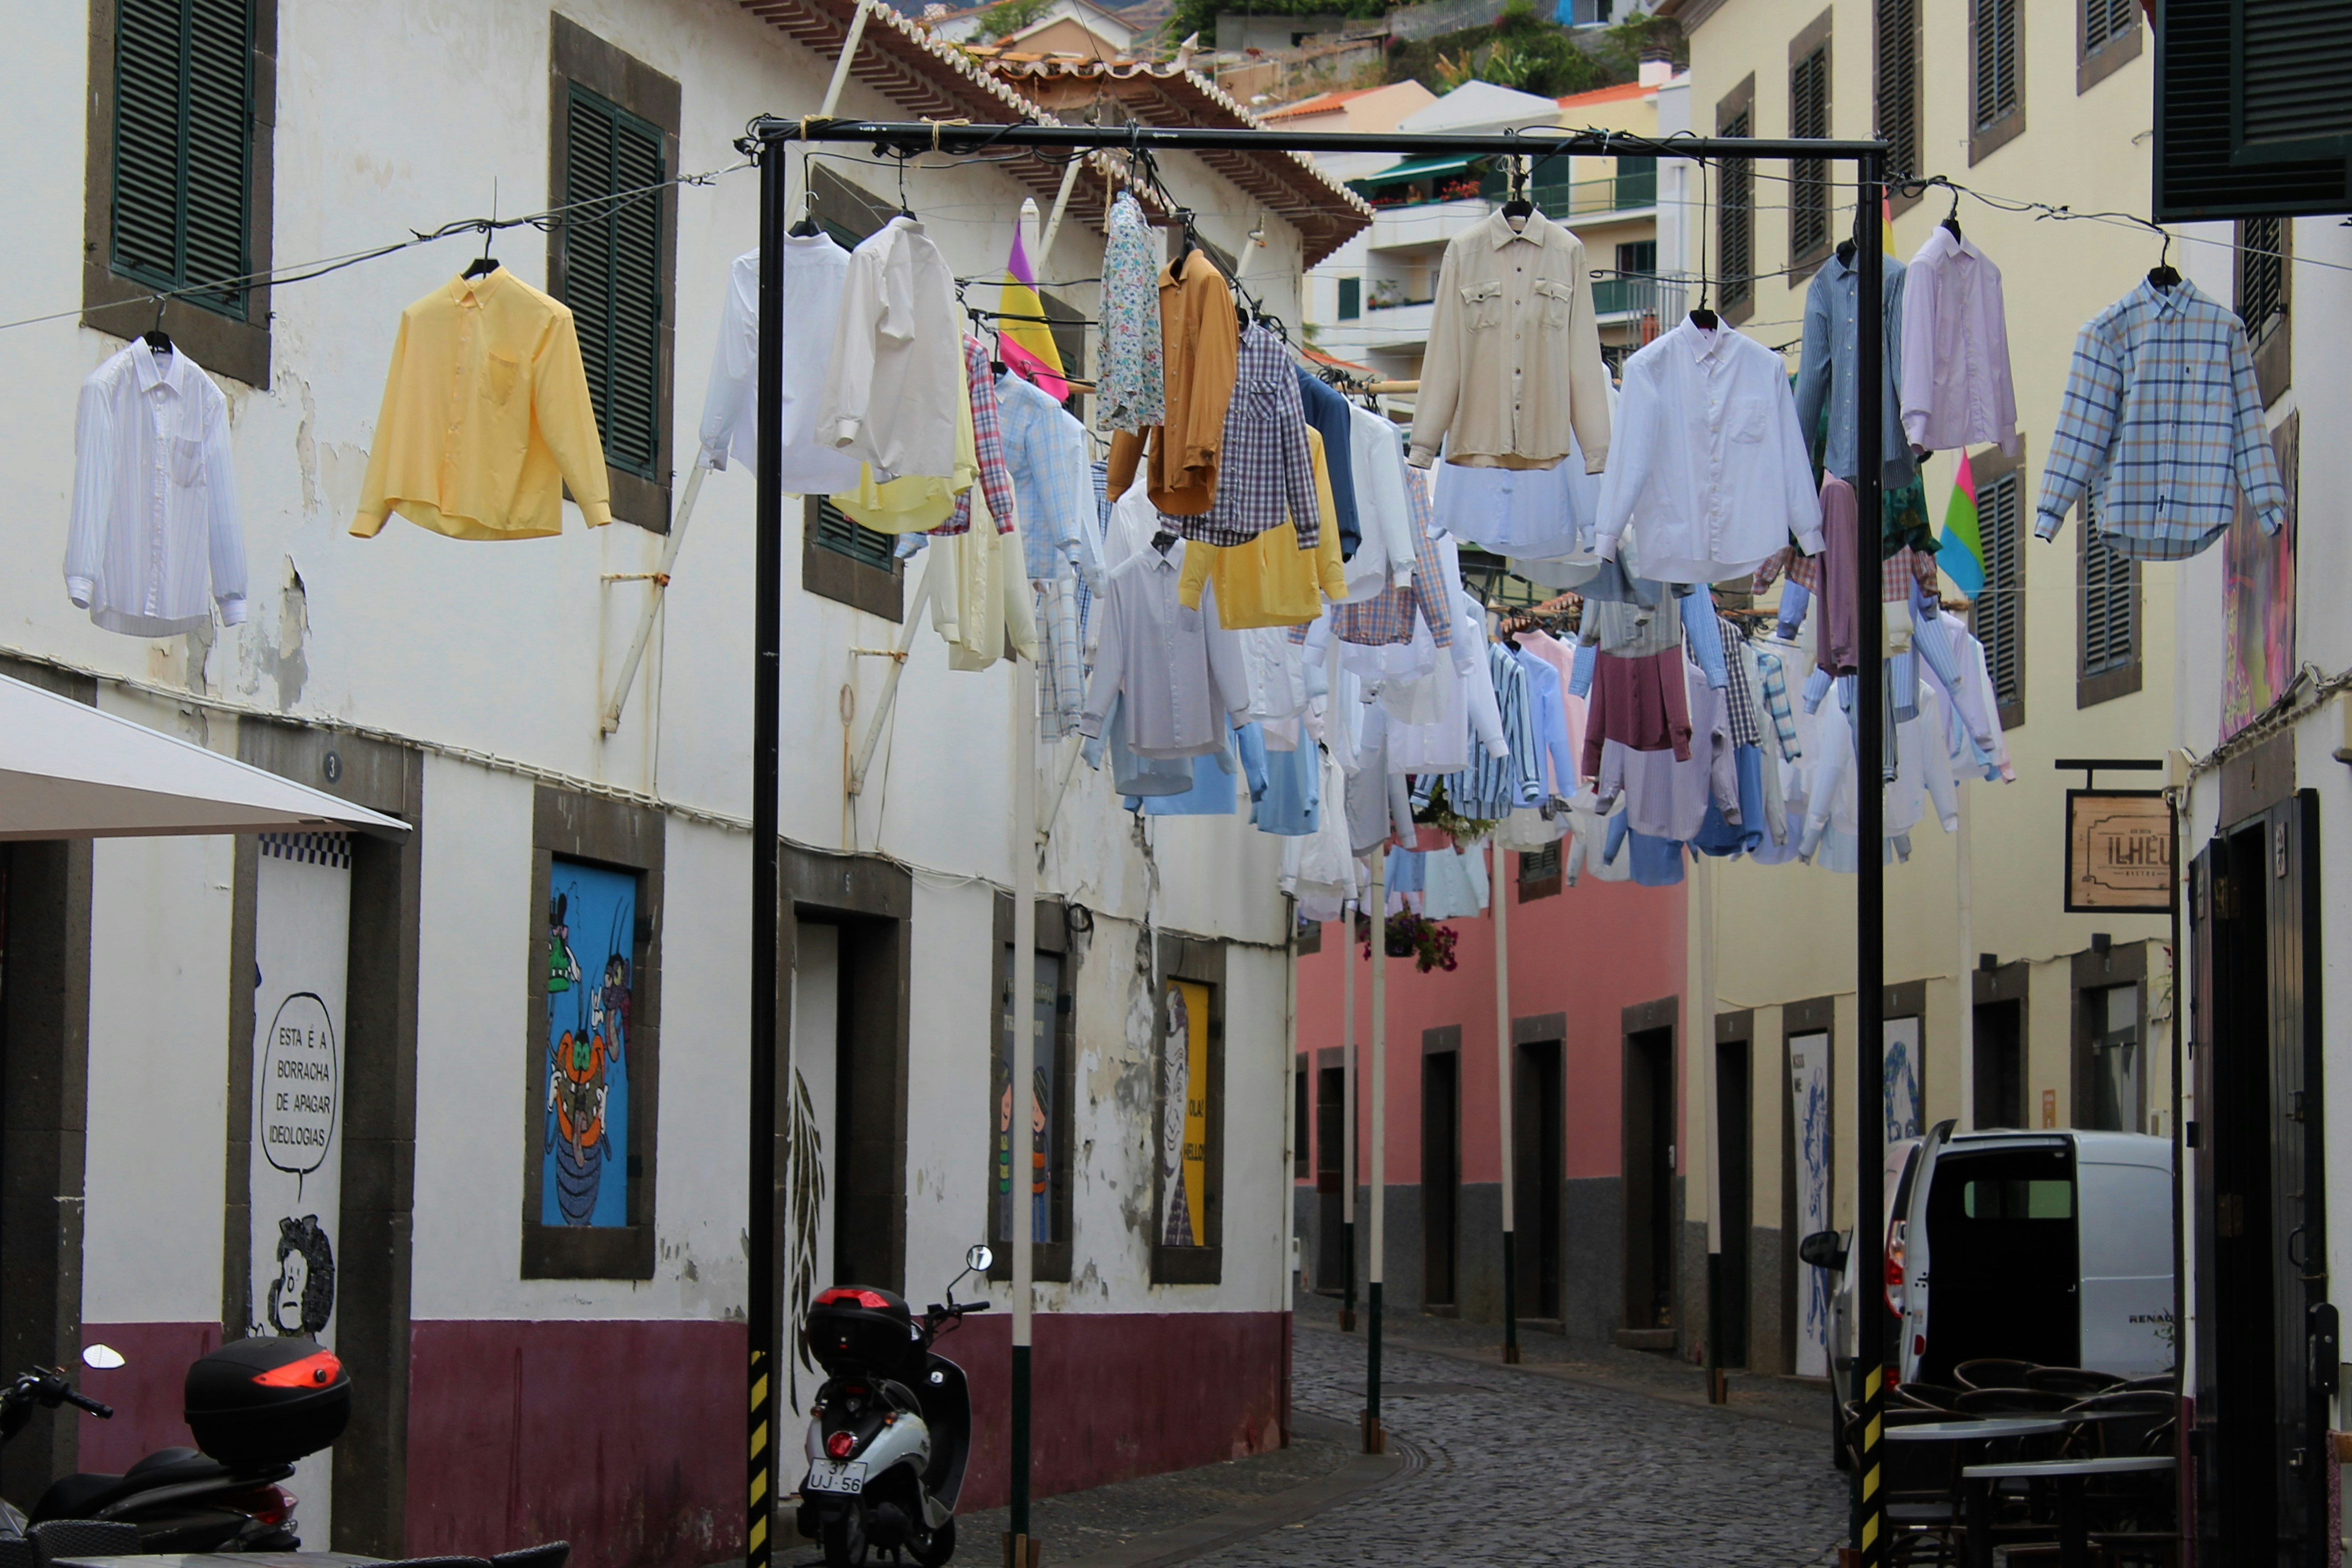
[2034,278,2287,560]
[1438,642,1541,818]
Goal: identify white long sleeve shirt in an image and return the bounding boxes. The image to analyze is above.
[66,341,247,637]
[1078,541,1246,759]
[818,218,962,480]
[698,235,866,493]
[1898,226,2020,456]
[1344,404,1415,600]
[1595,318,1823,584]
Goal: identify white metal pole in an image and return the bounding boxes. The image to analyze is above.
[1955,775,1976,1131]
[601,463,706,735]
[1009,653,1037,1554]
[817,0,872,121]
[1492,841,1518,1363]
[1283,899,1300,1303]
[1341,893,1358,1330]
[1696,850,1724,1397]
[1365,853,1387,1452]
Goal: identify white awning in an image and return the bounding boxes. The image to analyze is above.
[0,673,410,842]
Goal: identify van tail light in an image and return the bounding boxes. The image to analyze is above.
[1883,1222,1907,1316]
[825,1432,856,1460]
[1914,1334,1926,1358]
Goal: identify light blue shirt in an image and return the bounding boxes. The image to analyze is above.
[1796,250,1915,491]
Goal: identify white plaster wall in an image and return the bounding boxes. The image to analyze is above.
[80,719,238,1325]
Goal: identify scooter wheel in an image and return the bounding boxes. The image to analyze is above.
[821,1512,868,1567]
[909,1515,955,1567]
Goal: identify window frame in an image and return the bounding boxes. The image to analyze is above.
[2076,492,2142,708]
[1714,75,1758,326]
[83,0,276,388]
[522,786,665,1281]
[548,14,680,535]
[2069,941,2148,1134]
[2235,216,2291,407]
[1968,0,2027,165]
[1336,275,1362,320]
[986,895,1079,1285]
[1972,440,2028,730]
[1787,10,1835,275]
[1150,935,1227,1285]
[2076,0,2141,96]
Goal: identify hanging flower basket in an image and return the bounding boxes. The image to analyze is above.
[1366,911,1460,973]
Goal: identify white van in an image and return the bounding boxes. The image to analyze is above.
[1813,1122,2174,1416]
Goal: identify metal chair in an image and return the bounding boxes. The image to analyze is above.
[491,1545,571,1568]
[1895,1382,1966,1412]
[1952,1357,2037,1390]
[2117,1372,2178,1393]
[1845,1407,1969,1566]
[27,1521,141,1565]
[2024,1366,2123,1398]
[2062,1390,2177,1460]
[1953,1386,2076,1416]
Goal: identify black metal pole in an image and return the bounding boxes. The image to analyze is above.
[748,139,787,1568]
[1852,152,1889,1568]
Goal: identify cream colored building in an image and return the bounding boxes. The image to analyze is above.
[1660,0,2177,1379]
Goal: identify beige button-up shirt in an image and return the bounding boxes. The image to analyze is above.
[1409,210,1611,474]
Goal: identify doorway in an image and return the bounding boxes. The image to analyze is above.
[1973,999,2025,1128]
[2192,794,2325,1567]
[1714,1038,1750,1367]
[1315,1062,1345,1292]
[1422,1047,1459,1308]
[1512,1039,1563,1320]
[1624,1026,1676,1334]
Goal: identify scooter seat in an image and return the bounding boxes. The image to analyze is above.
[28,1475,120,1525]
[31,1452,231,1522]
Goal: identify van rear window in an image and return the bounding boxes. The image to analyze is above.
[1963,1179,2074,1220]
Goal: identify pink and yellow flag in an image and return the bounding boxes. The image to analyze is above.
[998,218,1068,401]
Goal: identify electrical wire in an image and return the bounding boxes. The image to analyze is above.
[0,156,754,337]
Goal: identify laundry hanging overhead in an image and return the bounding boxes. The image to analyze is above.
[1897,225,2018,457]
[351,268,612,540]
[1796,245,1915,491]
[819,215,964,481]
[1409,207,1611,474]
[698,232,864,494]
[68,338,249,636]
[1106,249,1239,517]
[2033,276,2287,561]
[1096,193,1166,436]
[1175,322,1323,550]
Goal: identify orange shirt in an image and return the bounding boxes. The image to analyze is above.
[1106,252,1238,517]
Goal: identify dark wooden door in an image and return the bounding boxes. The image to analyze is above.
[1422,1051,1459,1306]
[1624,1027,1675,1332]
[1315,1065,1344,1291]
[1514,1039,1563,1319]
[1715,1039,1750,1366]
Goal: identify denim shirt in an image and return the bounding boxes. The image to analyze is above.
[1796,251,1915,491]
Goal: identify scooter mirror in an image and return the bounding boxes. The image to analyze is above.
[81,1345,125,1371]
[966,1244,993,1273]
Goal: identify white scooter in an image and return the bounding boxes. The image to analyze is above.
[795,1245,992,1567]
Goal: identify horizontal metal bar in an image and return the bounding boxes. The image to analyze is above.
[754,116,1888,164]
[2054,757,2165,771]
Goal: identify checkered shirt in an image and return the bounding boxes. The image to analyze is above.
[1330,464,1453,648]
[1752,545,1822,596]
[2034,278,2287,561]
[1755,649,1800,761]
[1178,324,1322,550]
[937,337,1017,537]
[1719,617,1761,749]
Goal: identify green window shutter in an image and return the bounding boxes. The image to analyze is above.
[2157,0,2349,219]
[113,0,255,319]
[563,85,666,482]
[2082,0,2134,57]
[2079,496,2139,679]
[813,500,898,572]
[1789,48,1831,257]
[1876,0,1920,179]
[1337,277,1360,320]
[1719,110,1754,312]
[1974,0,2018,132]
[1978,471,2024,709]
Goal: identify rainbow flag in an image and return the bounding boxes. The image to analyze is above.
[997,203,1067,401]
[1938,452,1986,598]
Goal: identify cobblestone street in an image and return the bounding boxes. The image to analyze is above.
[1186,1320,1851,1567]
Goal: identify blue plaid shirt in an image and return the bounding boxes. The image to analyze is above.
[996,372,1100,586]
[2035,279,2287,561]
[1178,324,1322,550]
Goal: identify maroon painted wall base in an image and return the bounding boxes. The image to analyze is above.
[75,1322,222,1474]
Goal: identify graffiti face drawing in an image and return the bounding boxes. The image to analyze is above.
[269,1214,336,1337]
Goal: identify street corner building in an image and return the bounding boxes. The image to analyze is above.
[1,3,1373,1564]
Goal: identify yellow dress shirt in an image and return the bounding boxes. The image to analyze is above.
[831,374,979,534]
[351,269,611,540]
[1177,426,1347,627]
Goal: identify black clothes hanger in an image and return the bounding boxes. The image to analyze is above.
[2148,228,2180,291]
[1942,188,1963,243]
[789,181,823,239]
[463,181,499,279]
[1690,294,1718,331]
[142,297,172,358]
[1500,157,1534,227]
[1835,195,1865,268]
[1150,527,1178,555]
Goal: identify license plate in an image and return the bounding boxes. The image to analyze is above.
[806,1460,867,1495]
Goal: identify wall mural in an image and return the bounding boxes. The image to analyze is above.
[1883,1016,1923,1144]
[1788,1032,1832,1379]
[995,952,1060,1246]
[544,858,634,1227]
[1160,980,1211,1249]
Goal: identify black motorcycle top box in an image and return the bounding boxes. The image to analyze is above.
[184,1336,351,1468]
[805,1286,920,1377]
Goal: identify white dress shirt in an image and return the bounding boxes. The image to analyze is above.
[818,218,963,480]
[698,235,865,493]
[66,341,247,637]
[1078,538,1246,759]
[1898,226,2020,456]
[1595,318,1823,585]
[1343,404,1415,600]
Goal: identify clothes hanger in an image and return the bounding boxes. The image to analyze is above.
[2147,227,2180,292]
[1500,157,1534,231]
[463,180,500,280]
[1689,157,1718,330]
[894,156,915,221]
[788,180,823,239]
[1835,194,1863,268]
[1941,187,1963,243]
[142,295,173,358]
